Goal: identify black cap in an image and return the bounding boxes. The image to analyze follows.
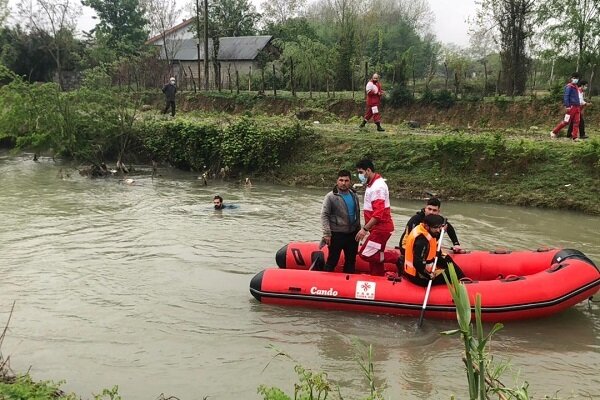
[423,214,445,228]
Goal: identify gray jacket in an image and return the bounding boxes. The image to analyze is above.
[321,186,361,235]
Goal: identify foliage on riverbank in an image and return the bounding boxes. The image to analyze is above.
[275,126,600,215]
[0,67,314,174]
[140,116,313,173]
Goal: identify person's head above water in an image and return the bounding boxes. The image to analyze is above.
[213,195,224,210]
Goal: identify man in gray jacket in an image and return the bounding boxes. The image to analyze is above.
[320,169,361,273]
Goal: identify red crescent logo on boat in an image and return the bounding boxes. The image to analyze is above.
[310,287,339,296]
[355,280,376,300]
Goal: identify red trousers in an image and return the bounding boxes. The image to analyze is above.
[358,230,397,276]
[553,106,581,138]
[364,105,382,123]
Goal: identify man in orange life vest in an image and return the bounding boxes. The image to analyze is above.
[354,159,397,276]
[402,214,465,287]
[359,74,385,132]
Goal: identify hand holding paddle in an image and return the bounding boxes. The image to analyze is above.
[418,226,446,327]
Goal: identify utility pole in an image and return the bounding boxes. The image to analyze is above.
[204,0,209,91]
[195,0,202,87]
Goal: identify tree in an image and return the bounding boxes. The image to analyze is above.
[419,33,441,90]
[82,0,149,59]
[142,0,182,69]
[304,0,435,90]
[262,17,318,43]
[209,0,260,37]
[192,0,260,89]
[0,25,70,82]
[260,0,306,24]
[17,0,80,88]
[474,0,536,96]
[0,0,9,27]
[468,23,498,96]
[317,0,360,90]
[280,35,329,97]
[536,0,600,72]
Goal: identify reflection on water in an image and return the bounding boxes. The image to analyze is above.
[0,153,599,399]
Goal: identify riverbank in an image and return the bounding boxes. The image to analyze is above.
[135,92,600,216]
[1,85,598,214]
[272,121,599,215]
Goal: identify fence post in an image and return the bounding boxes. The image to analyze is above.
[273,64,277,97]
[290,59,296,97]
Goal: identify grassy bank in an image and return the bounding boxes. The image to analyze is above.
[273,122,599,215]
[130,111,599,215]
[138,92,600,216]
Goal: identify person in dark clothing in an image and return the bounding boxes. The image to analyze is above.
[162,77,177,117]
[398,198,461,255]
[320,170,361,273]
[402,214,465,287]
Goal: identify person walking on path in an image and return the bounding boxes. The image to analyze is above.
[162,77,177,117]
[354,159,397,276]
[551,72,581,141]
[320,170,361,273]
[567,80,591,139]
[359,74,385,132]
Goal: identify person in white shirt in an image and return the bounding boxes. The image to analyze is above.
[568,80,591,139]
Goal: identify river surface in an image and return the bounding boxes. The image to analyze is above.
[1,153,599,399]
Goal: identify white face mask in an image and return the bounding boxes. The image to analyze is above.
[358,173,367,184]
[572,78,579,84]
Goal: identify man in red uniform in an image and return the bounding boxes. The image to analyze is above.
[354,159,397,276]
[359,74,385,132]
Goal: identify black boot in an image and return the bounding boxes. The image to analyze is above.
[376,122,385,132]
[359,120,367,129]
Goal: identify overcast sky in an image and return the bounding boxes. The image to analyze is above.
[10,0,477,47]
[428,0,476,46]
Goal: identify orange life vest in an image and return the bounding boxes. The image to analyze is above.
[404,223,437,277]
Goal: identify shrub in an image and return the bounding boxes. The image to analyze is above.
[435,90,455,108]
[140,117,312,173]
[385,84,414,108]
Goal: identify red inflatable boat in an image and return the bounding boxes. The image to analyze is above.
[249,242,600,321]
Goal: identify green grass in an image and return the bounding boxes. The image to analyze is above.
[274,122,600,215]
